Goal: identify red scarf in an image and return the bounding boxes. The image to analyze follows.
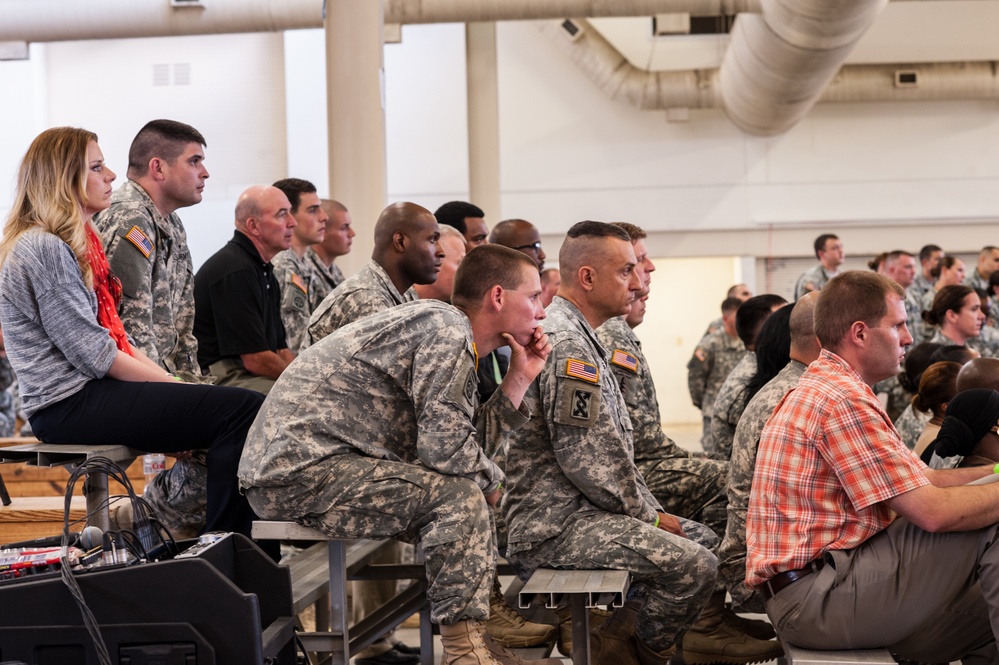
[85,225,133,356]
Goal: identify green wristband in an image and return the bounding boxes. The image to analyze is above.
[993,463,999,474]
[653,515,660,528]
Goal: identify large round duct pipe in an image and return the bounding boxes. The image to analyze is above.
[538,18,720,110]
[0,0,324,42]
[383,0,761,24]
[719,0,889,135]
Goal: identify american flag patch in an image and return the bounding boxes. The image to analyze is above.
[566,358,598,383]
[124,226,153,258]
[610,349,638,372]
[290,273,307,293]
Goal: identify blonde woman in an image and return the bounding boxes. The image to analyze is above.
[0,127,264,542]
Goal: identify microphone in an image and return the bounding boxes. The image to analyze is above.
[79,525,104,550]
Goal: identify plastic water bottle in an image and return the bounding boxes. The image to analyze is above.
[143,453,166,490]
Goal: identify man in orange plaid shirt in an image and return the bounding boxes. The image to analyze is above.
[747,270,999,663]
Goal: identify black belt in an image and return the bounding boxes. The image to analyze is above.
[760,558,825,602]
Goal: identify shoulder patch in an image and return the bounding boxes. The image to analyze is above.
[566,358,599,383]
[124,225,153,258]
[610,349,638,373]
[694,348,707,362]
[555,378,602,428]
[290,272,308,294]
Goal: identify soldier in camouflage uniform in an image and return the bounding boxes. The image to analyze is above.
[93,120,211,538]
[598,224,781,663]
[717,292,821,613]
[239,245,558,665]
[271,179,328,353]
[708,294,787,458]
[792,234,843,301]
[306,199,353,310]
[503,222,717,665]
[687,300,747,453]
[306,202,443,346]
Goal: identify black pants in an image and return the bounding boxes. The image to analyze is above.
[31,378,264,541]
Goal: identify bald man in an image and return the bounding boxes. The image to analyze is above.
[194,185,297,393]
[307,202,444,345]
[489,219,546,272]
[414,226,466,303]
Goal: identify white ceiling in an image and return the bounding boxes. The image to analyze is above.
[589,1,999,72]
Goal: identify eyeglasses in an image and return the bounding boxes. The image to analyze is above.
[514,242,542,252]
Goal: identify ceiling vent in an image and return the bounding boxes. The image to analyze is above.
[894,70,919,88]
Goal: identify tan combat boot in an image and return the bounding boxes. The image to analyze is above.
[485,579,557,647]
[482,633,564,665]
[591,599,641,665]
[439,620,501,665]
[554,605,613,656]
[636,640,676,665]
[681,592,784,665]
[721,605,776,641]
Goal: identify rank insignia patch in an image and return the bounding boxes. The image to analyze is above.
[125,226,153,258]
[566,358,598,383]
[610,350,639,372]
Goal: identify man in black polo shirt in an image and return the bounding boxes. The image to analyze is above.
[194,185,297,393]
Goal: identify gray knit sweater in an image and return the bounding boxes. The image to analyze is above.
[0,229,117,417]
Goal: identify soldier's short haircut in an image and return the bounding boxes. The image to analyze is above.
[919,244,943,263]
[814,271,903,351]
[981,246,999,256]
[721,297,742,314]
[735,294,788,347]
[273,178,317,213]
[452,244,537,310]
[127,119,206,178]
[559,221,632,280]
[610,222,647,242]
[435,201,485,235]
[814,233,839,259]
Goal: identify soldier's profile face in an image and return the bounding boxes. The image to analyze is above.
[591,238,641,320]
[161,142,208,209]
[501,265,546,346]
[403,216,444,285]
[293,192,327,246]
[463,217,489,249]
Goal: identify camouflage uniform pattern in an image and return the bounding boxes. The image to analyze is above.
[894,403,931,451]
[708,353,758,459]
[596,317,728,542]
[687,330,747,452]
[306,247,345,312]
[873,374,910,424]
[94,181,202,380]
[975,324,999,358]
[905,288,926,345]
[926,329,994,358]
[94,181,209,536]
[239,300,527,623]
[793,264,834,301]
[271,249,315,353]
[502,297,717,650]
[717,360,806,613]
[306,260,417,346]
[964,271,990,293]
[909,273,934,306]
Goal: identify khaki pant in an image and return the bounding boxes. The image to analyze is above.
[208,358,276,394]
[765,517,999,664]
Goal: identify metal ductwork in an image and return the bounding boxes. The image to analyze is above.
[542,15,999,134]
[382,0,761,24]
[0,0,324,42]
[719,0,889,135]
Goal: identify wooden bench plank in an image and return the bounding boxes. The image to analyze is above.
[0,495,87,543]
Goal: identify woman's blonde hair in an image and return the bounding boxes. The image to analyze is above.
[0,127,97,288]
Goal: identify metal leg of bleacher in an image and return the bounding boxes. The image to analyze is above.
[0,471,10,506]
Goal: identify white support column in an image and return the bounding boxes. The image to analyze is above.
[465,21,501,220]
[326,0,387,275]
